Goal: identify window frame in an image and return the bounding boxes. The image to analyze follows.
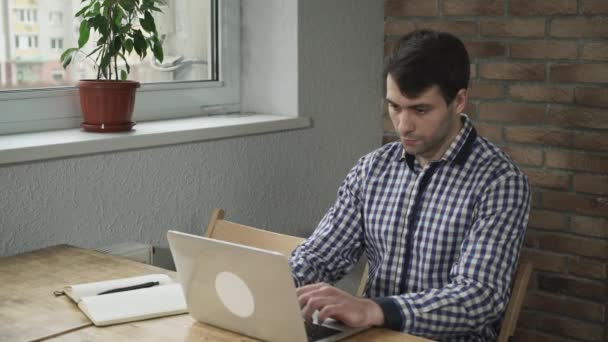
[0,0,240,135]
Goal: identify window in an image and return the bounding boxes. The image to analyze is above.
[51,38,63,50]
[14,9,37,23]
[0,0,240,134]
[49,11,63,25]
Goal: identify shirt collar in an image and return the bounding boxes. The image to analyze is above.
[399,114,477,169]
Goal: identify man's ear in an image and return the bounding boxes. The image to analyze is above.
[453,88,468,114]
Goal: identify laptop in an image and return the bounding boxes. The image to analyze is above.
[167,230,366,342]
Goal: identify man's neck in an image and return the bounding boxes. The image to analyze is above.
[416,120,463,167]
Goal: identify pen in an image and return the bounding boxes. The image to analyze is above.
[97,281,160,295]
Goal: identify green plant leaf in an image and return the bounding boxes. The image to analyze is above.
[93,2,101,15]
[74,4,90,18]
[85,45,103,58]
[152,40,163,63]
[99,53,111,79]
[124,38,134,53]
[119,0,136,13]
[139,11,156,33]
[121,70,128,81]
[78,20,91,48]
[60,48,78,69]
[133,30,147,58]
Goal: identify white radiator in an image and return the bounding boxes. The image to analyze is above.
[96,242,154,264]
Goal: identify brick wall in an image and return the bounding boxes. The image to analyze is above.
[383,1,607,341]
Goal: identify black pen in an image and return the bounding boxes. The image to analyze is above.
[97,281,160,295]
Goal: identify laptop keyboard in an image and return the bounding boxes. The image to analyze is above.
[304,320,342,341]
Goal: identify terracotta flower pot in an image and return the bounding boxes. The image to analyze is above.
[78,80,140,132]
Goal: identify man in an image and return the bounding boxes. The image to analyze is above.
[289,30,531,341]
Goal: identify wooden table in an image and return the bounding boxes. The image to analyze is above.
[0,245,431,342]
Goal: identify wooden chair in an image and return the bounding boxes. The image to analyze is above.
[498,260,534,342]
[204,208,368,296]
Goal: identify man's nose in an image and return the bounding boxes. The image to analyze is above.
[397,112,415,134]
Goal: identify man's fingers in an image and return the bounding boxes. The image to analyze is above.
[297,283,335,307]
[296,282,327,297]
[317,302,345,323]
[301,296,335,321]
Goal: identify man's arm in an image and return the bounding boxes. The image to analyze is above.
[373,172,531,338]
[289,159,367,287]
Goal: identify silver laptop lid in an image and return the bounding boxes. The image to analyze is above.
[167,230,309,342]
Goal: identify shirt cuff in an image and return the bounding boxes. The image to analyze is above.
[372,297,405,331]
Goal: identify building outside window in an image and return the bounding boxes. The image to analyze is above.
[0,0,239,135]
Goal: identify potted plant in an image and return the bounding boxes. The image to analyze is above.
[61,0,167,132]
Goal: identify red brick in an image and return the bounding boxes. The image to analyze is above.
[523,169,571,190]
[442,0,503,16]
[509,85,573,103]
[573,174,608,195]
[524,291,606,322]
[384,40,396,58]
[469,82,504,99]
[384,20,415,36]
[464,101,477,117]
[531,189,543,208]
[504,127,572,149]
[581,42,608,62]
[519,310,605,341]
[501,146,544,166]
[480,63,544,81]
[546,150,608,173]
[481,19,545,38]
[524,230,539,247]
[575,87,608,108]
[521,248,568,273]
[465,41,506,59]
[548,105,608,129]
[415,21,478,37]
[538,274,607,301]
[385,0,438,16]
[581,0,608,14]
[551,18,608,38]
[513,329,563,342]
[510,41,578,60]
[528,209,570,231]
[509,0,577,15]
[574,132,608,152]
[569,256,607,280]
[476,123,503,142]
[551,64,608,84]
[469,63,476,79]
[542,189,608,217]
[571,215,608,238]
[479,102,545,124]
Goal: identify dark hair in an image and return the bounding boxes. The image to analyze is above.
[385,30,470,104]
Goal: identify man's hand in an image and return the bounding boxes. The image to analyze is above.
[296,282,384,328]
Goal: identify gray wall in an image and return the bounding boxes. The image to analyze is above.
[0,0,384,260]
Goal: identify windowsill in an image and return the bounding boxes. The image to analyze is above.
[0,114,312,165]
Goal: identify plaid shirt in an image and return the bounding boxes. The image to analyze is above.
[290,115,531,341]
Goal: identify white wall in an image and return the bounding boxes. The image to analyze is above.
[0,0,384,258]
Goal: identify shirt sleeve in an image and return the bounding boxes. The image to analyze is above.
[374,172,531,339]
[289,159,367,287]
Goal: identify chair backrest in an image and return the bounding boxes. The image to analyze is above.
[204,208,368,297]
[498,260,533,342]
[204,208,305,258]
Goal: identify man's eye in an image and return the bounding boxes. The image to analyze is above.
[415,107,427,114]
[387,103,398,110]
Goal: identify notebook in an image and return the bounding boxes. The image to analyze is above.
[61,274,188,326]
[167,230,366,342]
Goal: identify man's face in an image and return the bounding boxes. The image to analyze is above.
[386,74,466,163]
